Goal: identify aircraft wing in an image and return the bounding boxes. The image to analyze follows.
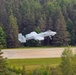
[34,36,44,41]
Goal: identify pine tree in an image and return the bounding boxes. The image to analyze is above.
[7,10,19,48]
[35,26,41,33]
[0,26,6,48]
[67,18,75,45]
[52,7,70,46]
[67,1,76,45]
[38,17,46,32]
[0,43,8,75]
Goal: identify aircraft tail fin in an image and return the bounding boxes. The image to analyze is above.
[18,33,26,43]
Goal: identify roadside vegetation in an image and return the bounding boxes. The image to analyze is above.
[6,47,76,75]
[0,43,76,75]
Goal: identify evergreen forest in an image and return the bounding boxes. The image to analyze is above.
[0,0,76,48]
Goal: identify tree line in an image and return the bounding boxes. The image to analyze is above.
[0,0,76,48]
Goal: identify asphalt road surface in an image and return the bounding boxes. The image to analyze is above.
[2,48,76,59]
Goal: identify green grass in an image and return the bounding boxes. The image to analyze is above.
[8,58,61,67]
[7,58,61,74]
[3,46,69,49]
[7,56,76,75]
[3,46,76,50]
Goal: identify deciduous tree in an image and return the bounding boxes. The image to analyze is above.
[60,46,74,75]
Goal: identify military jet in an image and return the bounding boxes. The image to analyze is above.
[18,30,56,43]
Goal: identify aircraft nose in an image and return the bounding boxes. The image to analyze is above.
[52,32,57,36]
[54,32,56,34]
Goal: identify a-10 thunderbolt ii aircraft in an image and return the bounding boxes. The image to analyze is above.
[18,30,56,43]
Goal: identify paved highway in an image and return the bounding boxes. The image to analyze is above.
[2,48,76,59]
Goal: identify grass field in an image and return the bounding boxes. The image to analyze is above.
[8,58,61,66]
[4,46,66,50]
[7,58,61,74]
[4,46,76,49]
[6,47,76,74]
